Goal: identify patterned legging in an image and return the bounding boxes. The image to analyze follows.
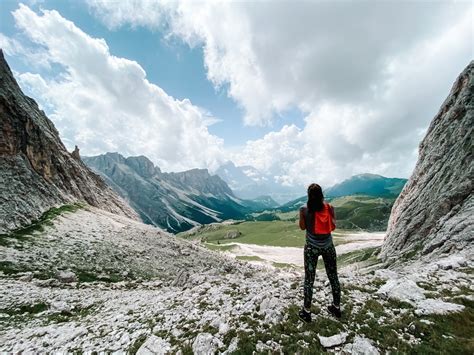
[303,242,341,309]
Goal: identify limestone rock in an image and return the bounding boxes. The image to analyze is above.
[56,270,78,283]
[171,270,189,287]
[225,230,241,239]
[381,61,473,261]
[342,336,380,355]
[0,50,138,234]
[136,335,171,355]
[414,299,465,316]
[192,333,223,354]
[317,332,348,348]
[376,278,425,304]
[71,145,80,160]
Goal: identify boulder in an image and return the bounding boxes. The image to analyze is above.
[414,299,465,316]
[136,335,171,355]
[56,270,77,283]
[225,230,241,239]
[317,332,348,348]
[342,336,380,355]
[192,333,223,354]
[376,278,425,304]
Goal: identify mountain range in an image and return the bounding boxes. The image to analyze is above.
[83,153,275,232]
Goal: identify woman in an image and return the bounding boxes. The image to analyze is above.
[298,183,341,322]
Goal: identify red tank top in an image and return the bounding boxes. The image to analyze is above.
[313,203,336,234]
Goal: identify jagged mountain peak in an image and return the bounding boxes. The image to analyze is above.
[0,51,138,232]
[83,152,249,232]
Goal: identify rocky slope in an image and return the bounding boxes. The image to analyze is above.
[0,50,137,233]
[83,153,264,232]
[1,206,472,353]
[380,61,473,262]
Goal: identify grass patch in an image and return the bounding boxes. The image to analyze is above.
[128,334,148,355]
[0,203,83,247]
[409,297,474,354]
[179,220,305,247]
[0,302,48,316]
[75,270,124,283]
[235,255,264,262]
[46,304,95,324]
[272,262,296,269]
[335,247,381,267]
[204,243,237,252]
[0,261,54,279]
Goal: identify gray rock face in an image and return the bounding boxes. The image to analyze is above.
[83,153,251,232]
[0,50,138,233]
[381,61,473,261]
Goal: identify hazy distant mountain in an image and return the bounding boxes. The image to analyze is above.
[216,161,302,204]
[325,174,407,198]
[83,153,270,232]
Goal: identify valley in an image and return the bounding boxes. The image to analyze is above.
[179,220,385,268]
[1,204,472,353]
[0,34,473,355]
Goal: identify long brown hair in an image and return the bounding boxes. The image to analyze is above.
[307,183,324,213]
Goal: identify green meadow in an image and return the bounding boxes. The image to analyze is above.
[178,219,363,248]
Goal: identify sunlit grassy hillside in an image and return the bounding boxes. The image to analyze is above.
[246,194,395,231]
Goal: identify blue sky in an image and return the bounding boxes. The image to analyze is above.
[0,0,305,147]
[0,0,471,188]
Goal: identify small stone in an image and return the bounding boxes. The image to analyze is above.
[342,336,380,355]
[19,272,34,282]
[136,335,171,355]
[192,333,223,354]
[56,270,78,283]
[317,332,348,348]
[51,301,72,313]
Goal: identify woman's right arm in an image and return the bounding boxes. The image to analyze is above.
[299,207,306,230]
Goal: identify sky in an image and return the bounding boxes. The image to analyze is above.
[0,0,472,188]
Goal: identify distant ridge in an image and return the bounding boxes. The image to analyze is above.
[83,153,269,232]
[325,173,407,198]
[0,50,138,233]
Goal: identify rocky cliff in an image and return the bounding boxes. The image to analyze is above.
[83,153,251,232]
[0,50,138,233]
[381,61,473,261]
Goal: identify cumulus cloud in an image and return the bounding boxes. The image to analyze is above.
[87,0,473,186]
[5,4,224,172]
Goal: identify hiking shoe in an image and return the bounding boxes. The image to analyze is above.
[327,304,342,318]
[298,309,312,323]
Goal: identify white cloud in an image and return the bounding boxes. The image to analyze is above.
[7,4,225,172]
[87,0,473,187]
